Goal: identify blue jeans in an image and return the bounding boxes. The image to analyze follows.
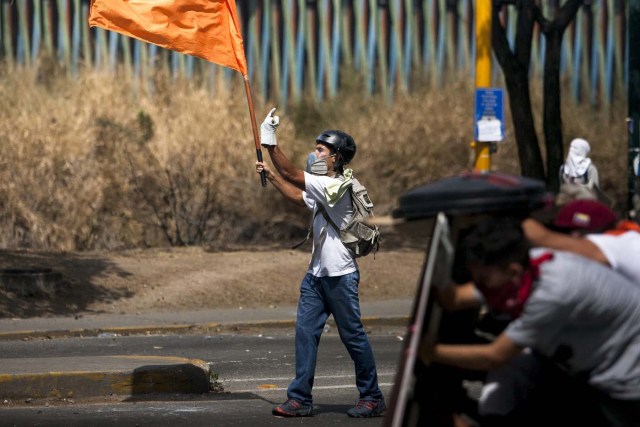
[287,271,383,405]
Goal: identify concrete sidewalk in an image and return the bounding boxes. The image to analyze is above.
[0,299,413,400]
[0,355,213,399]
[0,298,413,340]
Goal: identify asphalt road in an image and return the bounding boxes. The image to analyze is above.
[0,328,407,426]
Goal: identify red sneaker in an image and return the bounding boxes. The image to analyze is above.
[347,398,386,418]
[272,398,314,417]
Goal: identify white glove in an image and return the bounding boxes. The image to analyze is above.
[260,107,280,147]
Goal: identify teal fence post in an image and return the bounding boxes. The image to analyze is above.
[71,0,81,75]
[317,0,328,100]
[108,31,118,72]
[294,0,305,102]
[56,0,71,68]
[16,0,30,65]
[329,0,341,98]
[260,0,271,101]
[32,0,41,61]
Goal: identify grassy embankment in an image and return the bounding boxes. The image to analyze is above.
[0,63,627,251]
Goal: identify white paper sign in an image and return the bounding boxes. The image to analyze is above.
[477,117,503,142]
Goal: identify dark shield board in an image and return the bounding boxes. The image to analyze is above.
[384,213,454,427]
[392,172,550,220]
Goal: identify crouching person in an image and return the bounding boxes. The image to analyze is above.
[422,217,640,426]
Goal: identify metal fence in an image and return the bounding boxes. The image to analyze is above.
[0,0,628,106]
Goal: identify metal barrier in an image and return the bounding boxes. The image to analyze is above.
[0,0,628,106]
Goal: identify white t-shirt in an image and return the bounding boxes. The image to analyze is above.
[505,250,640,399]
[302,172,357,277]
[586,231,640,286]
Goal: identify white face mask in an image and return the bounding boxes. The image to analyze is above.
[306,152,329,175]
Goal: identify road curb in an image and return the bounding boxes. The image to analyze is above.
[0,316,410,341]
[0,355,212,399]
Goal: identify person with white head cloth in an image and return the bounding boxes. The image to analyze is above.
[559,138,599,190]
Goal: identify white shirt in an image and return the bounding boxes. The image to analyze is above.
[302,172,357,277]
[506,250,640,399]
[586,231,640,286]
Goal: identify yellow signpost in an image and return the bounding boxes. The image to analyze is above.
[473,0,493,172]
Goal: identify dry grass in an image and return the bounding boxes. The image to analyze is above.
[0,62,628,251]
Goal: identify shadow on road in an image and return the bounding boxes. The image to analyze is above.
[0,250,133,318]
[123,391,271,403]
[123,391,352,416]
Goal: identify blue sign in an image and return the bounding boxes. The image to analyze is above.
[474,88,505,142]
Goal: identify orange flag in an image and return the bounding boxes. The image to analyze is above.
[89,0,248,75]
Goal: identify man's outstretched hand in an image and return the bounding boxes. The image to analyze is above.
[260,107,280,147]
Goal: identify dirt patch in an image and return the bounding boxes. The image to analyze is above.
[0,245,426,319]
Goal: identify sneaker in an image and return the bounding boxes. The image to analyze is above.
[347,398,386,418]
[272,398,313,417]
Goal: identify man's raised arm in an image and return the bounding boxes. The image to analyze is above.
[260,108,305,190]
[256,161,305,207]
[522,218,609,265]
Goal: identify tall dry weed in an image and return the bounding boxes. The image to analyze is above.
[0,64,627,251]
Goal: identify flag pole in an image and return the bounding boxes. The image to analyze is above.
[243,74,267,188]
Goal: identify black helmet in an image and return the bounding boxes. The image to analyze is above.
[315,130,357,166]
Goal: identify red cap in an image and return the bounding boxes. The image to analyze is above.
[553,200,618,232]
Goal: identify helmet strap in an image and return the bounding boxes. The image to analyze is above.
[331,152,345,172]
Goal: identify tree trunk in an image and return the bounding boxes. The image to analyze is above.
[506,65,545,179]
[538,0,584,191]
[543,30,564,191]
[492,1,545,180]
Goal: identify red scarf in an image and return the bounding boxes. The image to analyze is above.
[482,253,554,319]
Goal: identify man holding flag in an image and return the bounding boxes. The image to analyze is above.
[256,108,386,418]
